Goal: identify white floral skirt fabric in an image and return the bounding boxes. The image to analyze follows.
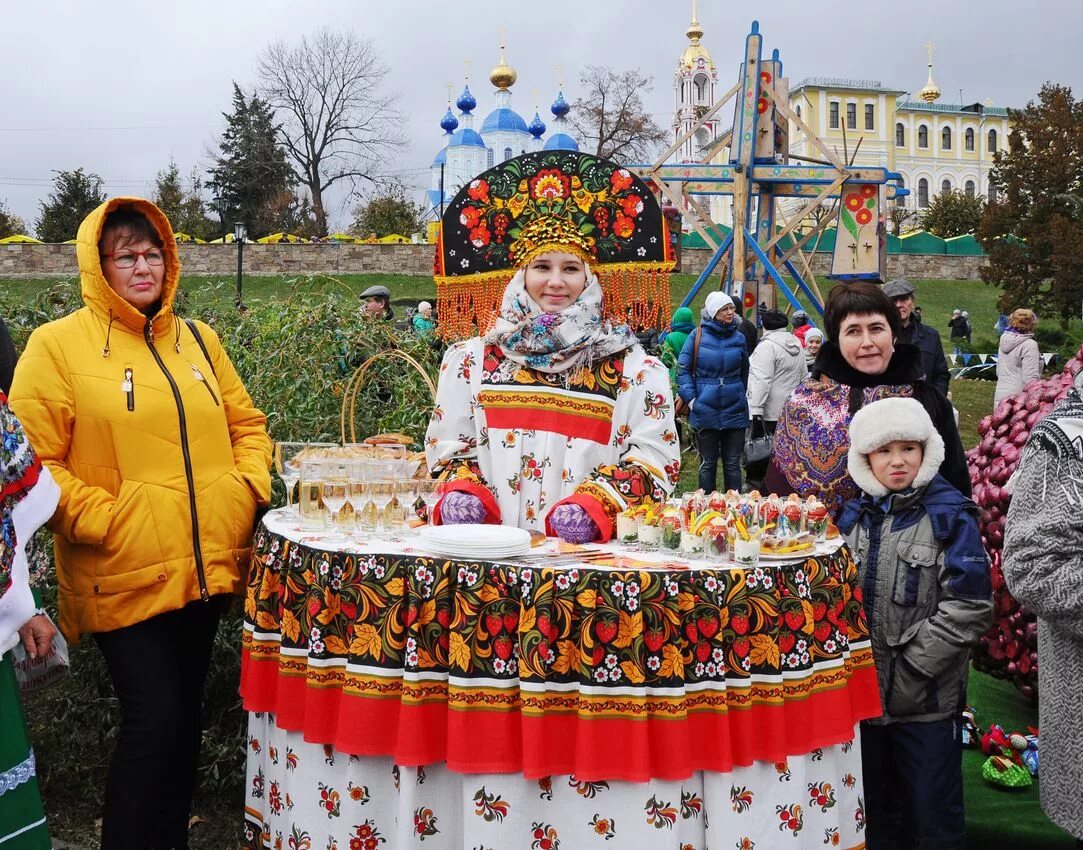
[243,712,867,850]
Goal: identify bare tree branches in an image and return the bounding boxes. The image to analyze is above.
[257,28,404,235]
[569,66,668,164]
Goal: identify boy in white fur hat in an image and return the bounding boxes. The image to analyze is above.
[837,396,992,850]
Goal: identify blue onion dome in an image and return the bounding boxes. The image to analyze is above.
[439,107,459,133]
[447,127,487,148]
[551,90,570,118]
[456,85,477,114]
[481,107,530,134]
[528,111,547,139]
[544,132,579,151]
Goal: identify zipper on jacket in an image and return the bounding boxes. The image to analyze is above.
[122,368,135,412]
[145,321,210,602]
[190,363,220,406]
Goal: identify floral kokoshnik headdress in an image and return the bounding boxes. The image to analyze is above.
[434,151,674,339]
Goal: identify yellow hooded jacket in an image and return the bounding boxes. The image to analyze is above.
[10,198,272,643]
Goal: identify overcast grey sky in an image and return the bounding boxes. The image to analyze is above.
[2,0,1079,233]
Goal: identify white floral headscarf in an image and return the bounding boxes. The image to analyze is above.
[485,265,638,374]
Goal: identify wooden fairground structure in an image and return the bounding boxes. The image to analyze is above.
[636,20,908,321]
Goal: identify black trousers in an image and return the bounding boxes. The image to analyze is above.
[861,717,966,850]
[94,595,229,850]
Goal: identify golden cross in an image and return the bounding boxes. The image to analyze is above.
[926,41,935,66]
[555,63,564,88]
[463,59,471,83]
[446,81,453,105]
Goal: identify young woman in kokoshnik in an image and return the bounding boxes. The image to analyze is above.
[424,151,680,543]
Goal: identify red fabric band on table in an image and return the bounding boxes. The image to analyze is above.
[241,648,880,782]
[431,478,501,525]
[545,492,614,543]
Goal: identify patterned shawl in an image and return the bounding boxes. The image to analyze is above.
[0,398,59,654]
[485,267,638,374]
[772,342,921,514]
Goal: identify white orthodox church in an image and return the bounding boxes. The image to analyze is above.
[425,47,579,220]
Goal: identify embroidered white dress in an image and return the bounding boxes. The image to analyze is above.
[424,338,680,534]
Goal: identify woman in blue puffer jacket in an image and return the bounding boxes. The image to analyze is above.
[677,291,750,491]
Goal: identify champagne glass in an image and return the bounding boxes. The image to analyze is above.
[298,459,326,530]
[369,478,397,536]
[396,476,420,529]
[321,461,351,540]
[275,442,336,514]
[415,478,442,525]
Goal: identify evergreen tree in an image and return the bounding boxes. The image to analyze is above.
[153,159,214,239]
[35,169,106,242]
[978,83,1083,327]
[208,83,295,237]
[921,189,984,237]
[0,200,26,239]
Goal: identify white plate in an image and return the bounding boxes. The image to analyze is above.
[417,524,532,558]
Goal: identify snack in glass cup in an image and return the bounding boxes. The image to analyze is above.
[779,497,804,538]
[661,516,682,551]
[703,519,729,562]
[680,528,704,557]
[638,511,662,550]
[616,508,639,547]
[733,534,761,567]
[805,498,829,542]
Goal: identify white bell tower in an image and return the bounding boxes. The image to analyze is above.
[672,0,719,163]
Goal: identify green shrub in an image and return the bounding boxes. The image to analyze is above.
[13,278,441,839]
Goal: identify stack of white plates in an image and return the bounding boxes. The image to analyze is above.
[417,524,531,559]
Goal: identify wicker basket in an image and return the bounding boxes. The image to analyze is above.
[339,350,438,445]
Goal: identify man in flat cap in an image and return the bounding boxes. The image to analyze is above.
[883,278,949,394]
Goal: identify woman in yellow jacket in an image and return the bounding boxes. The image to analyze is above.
[10,198,272,850]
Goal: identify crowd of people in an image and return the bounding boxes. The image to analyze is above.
[0,165,1078,850]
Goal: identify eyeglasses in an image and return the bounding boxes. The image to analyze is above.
[101,248,165,269]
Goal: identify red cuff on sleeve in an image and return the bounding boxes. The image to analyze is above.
[545,493,615,543]
[431,478,502,525]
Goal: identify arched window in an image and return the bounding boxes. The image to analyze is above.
[918,125,929,148]
[895,122,905,147]
[965,180,976,197]
[918,178,929,208]
[988,181,998,203]
[865,104,875,130]
[988,128,997,153]
[796,104,801,119]
[487,149,494,168]
[965,128,975,151]
[846,103,857,129]
[694,75,709,102]
[829,101,839,128]
[503,147,513,162]
[941,126,952,150]
[895,176,906,207]
[941,178,952,194]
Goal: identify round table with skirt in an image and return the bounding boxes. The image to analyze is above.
[240,509,881,850]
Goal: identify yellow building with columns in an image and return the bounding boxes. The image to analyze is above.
[670,12,1014,221]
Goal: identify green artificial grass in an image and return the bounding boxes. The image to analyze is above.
[963,670,1077,848]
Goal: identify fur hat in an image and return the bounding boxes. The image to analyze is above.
[847,397,945,497]
[761,309,788,330]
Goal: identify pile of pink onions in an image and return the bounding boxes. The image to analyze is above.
[966,344,1083,699]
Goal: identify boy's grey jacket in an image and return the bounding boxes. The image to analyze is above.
[838,474,992,724]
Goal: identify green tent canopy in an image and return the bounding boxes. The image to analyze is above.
[898,230,946,254]
[945,234,985,256]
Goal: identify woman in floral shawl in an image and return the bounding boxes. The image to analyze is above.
[425,151,680,542]
[0,397,60,849]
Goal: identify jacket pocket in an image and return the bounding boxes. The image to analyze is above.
[892,541,939,607]
[886,651,937,717]
[94,562,168,595]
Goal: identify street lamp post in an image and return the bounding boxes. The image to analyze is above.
[234,221,247,309]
